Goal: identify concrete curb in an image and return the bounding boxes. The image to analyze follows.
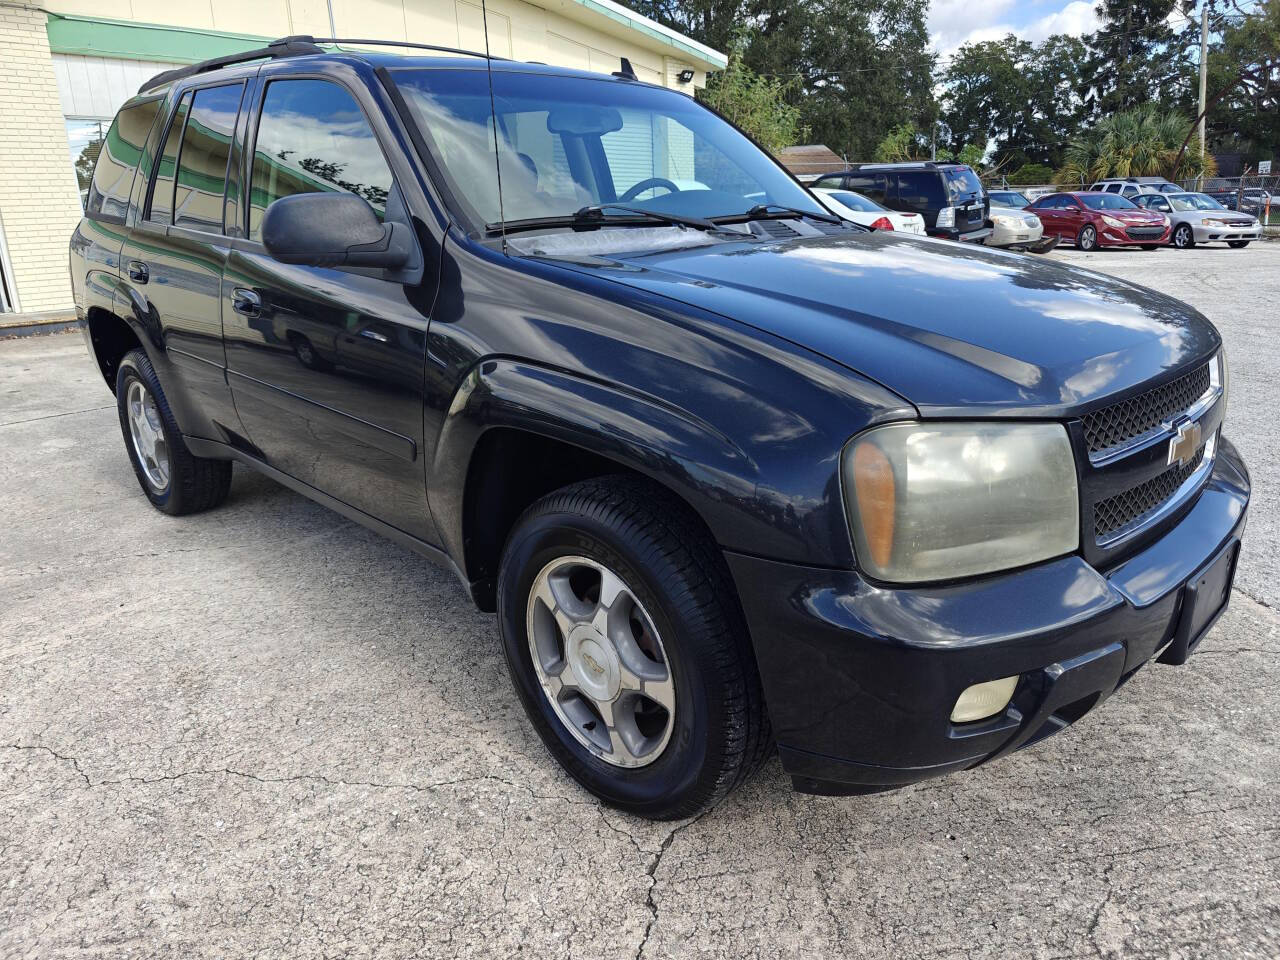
[0,310,78,339]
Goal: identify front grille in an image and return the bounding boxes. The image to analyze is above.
[1082,364,1211,455]
[1094,444,1206,539]
[1125,226,1165,239]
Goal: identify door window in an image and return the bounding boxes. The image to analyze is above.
[148,92,192,225]
[846,174,888,204]
[85,98,163,223]
[248,79,396,241]
[173,83,244,232]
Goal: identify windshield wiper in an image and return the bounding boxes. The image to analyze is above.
[710,203,843,226]
[486,204,720,236]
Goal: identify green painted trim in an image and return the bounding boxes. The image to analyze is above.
[565,0,727,69]
[46,13,270,64]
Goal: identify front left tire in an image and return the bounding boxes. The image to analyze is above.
[115,348,232,515]
[496,476,771,819]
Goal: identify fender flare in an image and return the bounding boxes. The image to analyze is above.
[428,358,761,582]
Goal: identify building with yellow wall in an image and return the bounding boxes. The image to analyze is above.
[0,0,724,320]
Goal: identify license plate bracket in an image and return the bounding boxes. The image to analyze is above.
[1159,538,1240,665]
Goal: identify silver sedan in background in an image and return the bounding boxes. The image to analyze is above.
[984,192,1058,253]
[1135,192,1263,249]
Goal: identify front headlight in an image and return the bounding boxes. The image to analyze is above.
[842,422,1079,583]
[1102,215,1126,229]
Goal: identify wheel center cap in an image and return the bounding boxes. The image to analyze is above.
[567,626,620,701]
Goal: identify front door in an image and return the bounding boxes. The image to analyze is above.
[221,74,436,542]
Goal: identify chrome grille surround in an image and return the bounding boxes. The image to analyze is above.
[1082,363,1214,461]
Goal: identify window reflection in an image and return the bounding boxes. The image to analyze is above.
[248,79,394,241]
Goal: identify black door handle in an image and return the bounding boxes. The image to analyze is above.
[127,260,149,284]
[231,287,262,318]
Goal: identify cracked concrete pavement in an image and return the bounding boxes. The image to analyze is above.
[2,242,1279,958]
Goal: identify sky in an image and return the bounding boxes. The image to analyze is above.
[928,0,1102,59]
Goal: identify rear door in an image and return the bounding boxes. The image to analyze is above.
[221,69,436,541]
[118,80,247,441]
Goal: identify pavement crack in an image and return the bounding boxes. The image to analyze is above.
[636,809,710,960]
[6,743,91,786]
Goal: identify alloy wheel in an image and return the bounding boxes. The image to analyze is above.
[1174,225,1193,248]
[126,380,170,492]
[526,555,676,768]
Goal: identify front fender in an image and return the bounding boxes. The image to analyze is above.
[429,359,763,575]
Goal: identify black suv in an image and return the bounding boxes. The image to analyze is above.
[812,162,991,241]
[71,38,1249,819]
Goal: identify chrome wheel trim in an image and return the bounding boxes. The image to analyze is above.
[526,555,676,769]
[126,380,170,492]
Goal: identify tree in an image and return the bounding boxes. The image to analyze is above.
[1055,104,1216,184]
[698,34,802,153]
[940,34,1090,170]
[1201,0,1280,162]
[627,0,938,161]
[1086,0,1195,116]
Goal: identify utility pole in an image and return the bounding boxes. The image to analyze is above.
[1197,4,1209,188]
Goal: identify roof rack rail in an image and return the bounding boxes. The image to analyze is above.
[139,35,324,93]
[315,37,505,60]
[138,34,506,94]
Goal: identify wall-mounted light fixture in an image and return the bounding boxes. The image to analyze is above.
[677,68,695,84]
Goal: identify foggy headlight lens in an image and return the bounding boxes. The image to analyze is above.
[1102,215,1126,229]
[843,422,1079,583]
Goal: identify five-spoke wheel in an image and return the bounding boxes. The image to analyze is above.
[125,380,171,493]
[527,555,675,768]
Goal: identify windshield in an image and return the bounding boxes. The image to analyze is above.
[823,190,884,213]
[392,68,826,231]
[1081,193,1139,210]
[943,166,983,200]
[991,191,1029,206]
[1169,193,1225,211]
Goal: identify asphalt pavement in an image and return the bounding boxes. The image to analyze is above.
[2,242,1278,959]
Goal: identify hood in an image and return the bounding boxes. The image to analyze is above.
[542,231,1220,415]
[1110,208,1165,222]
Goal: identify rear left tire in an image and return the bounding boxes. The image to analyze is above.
[116,348,232,515]
[497,476,771,820]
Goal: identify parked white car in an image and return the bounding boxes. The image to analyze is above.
[813,187,926,234]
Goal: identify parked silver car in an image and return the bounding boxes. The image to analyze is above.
[1134,192,1263,249]
[984,193,1059,253]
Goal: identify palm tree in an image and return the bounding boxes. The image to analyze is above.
[1055,105,1216,185]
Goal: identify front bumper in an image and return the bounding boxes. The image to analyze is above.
[1099,223,1171,246]
[727,438,1249,794]
[985,218,1044,248]
[1192,223,1262,243]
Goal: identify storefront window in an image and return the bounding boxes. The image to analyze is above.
[65,118,111,209]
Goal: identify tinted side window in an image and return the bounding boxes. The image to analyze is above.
[846,174,887,203]
[896,172,945,209]
[86,98,163,223]
[173,83,243,232]
[149,92,192,225]
[249,79,395,241]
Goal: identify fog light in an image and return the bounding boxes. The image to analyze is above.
[951,676,1018,723]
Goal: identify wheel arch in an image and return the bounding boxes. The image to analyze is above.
[432,360,761,612]
[84,306,145,394]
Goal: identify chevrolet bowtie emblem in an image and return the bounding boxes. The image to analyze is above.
[1167,419,1202,468]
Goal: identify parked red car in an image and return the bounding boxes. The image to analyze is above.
[1027,192,1171,250]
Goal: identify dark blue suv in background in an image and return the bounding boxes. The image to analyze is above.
[70,37,1249,819]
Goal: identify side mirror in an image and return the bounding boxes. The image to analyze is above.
[261,192,410,270]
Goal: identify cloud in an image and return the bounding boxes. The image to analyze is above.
[930,0,1101,60]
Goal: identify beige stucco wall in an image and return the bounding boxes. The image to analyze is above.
[0,3,86,313]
